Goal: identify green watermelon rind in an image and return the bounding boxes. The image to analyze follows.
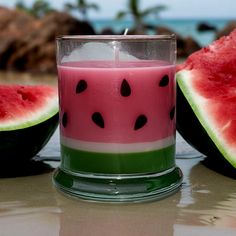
[0,113,59,161]
[0,98,58,131]
[177,69,236,168]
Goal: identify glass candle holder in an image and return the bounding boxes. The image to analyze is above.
[53,35,183,202]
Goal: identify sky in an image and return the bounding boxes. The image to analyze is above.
[0,0,236,19]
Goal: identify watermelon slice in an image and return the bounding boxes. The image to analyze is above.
[0,84,59,161]
[177,28,236,175]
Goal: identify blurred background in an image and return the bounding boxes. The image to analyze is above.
[0,0,235,74]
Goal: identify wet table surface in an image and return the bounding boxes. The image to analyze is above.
[0,130,236,236]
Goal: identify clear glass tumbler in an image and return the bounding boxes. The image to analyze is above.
[53,35,183,202]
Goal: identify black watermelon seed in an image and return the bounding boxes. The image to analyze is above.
[159,75,169,87]
[76,80,87,93]
[170,106,175,120]
[120,79,131,97]
[62,112,68,127]
[134,114,148,130]
[92,112,105,128]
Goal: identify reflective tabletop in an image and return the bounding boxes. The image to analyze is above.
[0,130,236,236]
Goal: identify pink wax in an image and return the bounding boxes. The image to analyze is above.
[58,60,176,143]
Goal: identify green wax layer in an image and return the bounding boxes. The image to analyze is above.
[60,144,175,174]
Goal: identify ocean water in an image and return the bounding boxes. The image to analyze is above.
[91,18,232,46]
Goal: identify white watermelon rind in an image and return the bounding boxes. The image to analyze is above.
[0,96,59,131]
[177,69,236,168]
[61,135,175,153]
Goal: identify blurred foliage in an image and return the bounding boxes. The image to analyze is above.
[15,0,55,18]
[64,0,99,21]
[116,0,167,33]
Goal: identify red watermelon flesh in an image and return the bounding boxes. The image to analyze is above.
[0,85,58,130]
[177,28,236,168]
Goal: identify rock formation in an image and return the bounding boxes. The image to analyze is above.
[0,7,95,73]
[156,26,201,58]
[215,21,236,39]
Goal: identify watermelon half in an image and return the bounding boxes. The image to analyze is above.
[177,28,236,177]
[0,84,59,161]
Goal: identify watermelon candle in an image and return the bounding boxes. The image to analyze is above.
[53,35,183,202]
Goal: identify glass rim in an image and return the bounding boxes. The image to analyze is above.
[56,34,176,42]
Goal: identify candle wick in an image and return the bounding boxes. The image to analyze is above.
[124,28,129,35]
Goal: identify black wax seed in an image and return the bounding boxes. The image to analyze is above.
[92,112,104,128]
[170,106,175,120]
[62,112,68,127]
[134,114,147,130]
[120,79,131,97]
[76,80,87,93]
[159,75,169,87]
